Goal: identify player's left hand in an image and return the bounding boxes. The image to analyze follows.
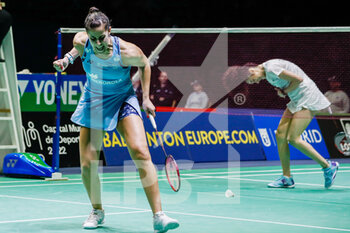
[142,98,156,117]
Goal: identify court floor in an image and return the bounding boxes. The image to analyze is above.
[1,159,350,233]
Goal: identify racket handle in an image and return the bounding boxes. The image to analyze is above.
[149,115,157,130]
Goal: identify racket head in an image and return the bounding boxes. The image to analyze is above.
[334,131,350,156]
[165,155,181,192]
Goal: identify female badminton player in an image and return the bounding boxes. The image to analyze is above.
[53,7,179,232]
[246,59,339,189]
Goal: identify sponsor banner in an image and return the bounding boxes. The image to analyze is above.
[18,74,86,167]
[254,114,330,160]
[18,74,86,112]
[21,112,82,167]
[317,117,350,158]
[18,74,265,167]
[103,111,265,166]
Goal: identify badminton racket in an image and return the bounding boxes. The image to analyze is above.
[149,115,181,192]
[132,33,175,82]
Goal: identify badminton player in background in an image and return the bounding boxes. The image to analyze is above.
[246,59,339,189]
[53,7,179,232]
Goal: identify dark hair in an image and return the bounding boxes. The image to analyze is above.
[84,7,111,31]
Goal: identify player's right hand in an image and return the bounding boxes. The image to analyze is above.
[53,57,69,72]
[275,87,286,98]
[142,98,156,118]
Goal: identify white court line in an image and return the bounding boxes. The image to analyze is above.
[0,174,170,184]
[0,195,349,232]
[0,210,150,224]
[0,194,149,211]
[206,192,350,206]
[180,170,350,189]
[184,171,337,177]
[227,177,350,189]
[0,176,210,188]
[1,166,349,184]
[182,166,350,176]
[226,170,350,178]
[166,211,350,232]
[0,177,172,188]
[1,170,350,188]
[0,174,142,184]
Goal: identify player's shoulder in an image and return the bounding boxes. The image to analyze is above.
[265,59,284,65]
[263,59,289,71]
[73,32,88,47]
[118,37,143,58]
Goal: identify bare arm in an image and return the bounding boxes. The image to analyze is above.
[53,32,87,72]
[119,39,155,116]
[278,70,303,94]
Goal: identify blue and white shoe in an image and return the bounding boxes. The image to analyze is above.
[323,160,339,189]
[153,211,179,233]
[83,209,105,229]
[267,175,295,188]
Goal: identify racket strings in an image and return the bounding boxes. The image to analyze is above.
[165,156,180,191]
[150,117,180,192]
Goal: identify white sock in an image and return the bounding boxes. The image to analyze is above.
[154,211,164,217]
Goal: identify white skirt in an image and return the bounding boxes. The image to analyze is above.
[286,79,330,114]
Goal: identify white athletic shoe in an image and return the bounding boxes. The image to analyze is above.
[153,211,180,233]
[83,209,105,229]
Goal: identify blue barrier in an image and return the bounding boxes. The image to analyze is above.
[253,114,330,160]
[17,74,331,168]
[103,110,266,166]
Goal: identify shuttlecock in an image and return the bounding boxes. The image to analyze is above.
[225,189,234,198]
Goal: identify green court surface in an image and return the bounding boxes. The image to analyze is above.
[1,162,350,233]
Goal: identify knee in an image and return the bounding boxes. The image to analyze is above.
[130,144,151,161]
[287,134,301,145]
[80,157,100,173]
[80,160,101,181]
[81,159,92,170]
[275,129,287,142]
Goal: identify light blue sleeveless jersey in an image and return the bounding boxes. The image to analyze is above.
[71,36,141,131]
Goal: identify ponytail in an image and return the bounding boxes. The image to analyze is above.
[88,7,100,14]
[84,7,111,30]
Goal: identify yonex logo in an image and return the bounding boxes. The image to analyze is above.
[7,159,18,168]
